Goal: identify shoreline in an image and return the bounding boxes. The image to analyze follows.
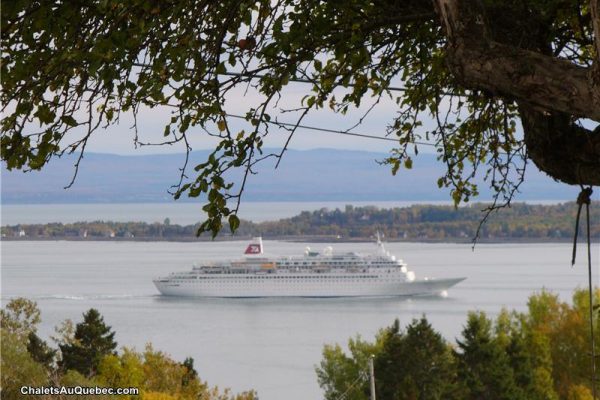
[0,235,569,244]
[4,202,596,244]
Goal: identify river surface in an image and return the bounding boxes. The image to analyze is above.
[1,240,598,399]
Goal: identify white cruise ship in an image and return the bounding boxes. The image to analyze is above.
[153,235,465,298]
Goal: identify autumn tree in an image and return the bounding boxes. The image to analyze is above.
[318,292,600,400]
[316,328,387,400]
[524,289,600,398]
[0,300,255,400]
[2,0,599,235]
[0,299,48,400]
[0,330,49,400]
[0,297,42,341]
[493,309,559,400]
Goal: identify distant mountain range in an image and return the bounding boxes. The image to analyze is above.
[1,149,578,204]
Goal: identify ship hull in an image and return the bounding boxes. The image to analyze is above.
[153,275,465,298]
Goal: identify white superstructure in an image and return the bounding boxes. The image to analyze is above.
[153,235,465,298]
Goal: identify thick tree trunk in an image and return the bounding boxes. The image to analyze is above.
[445,43,600,121]
[435,0,600,186]
[520,106,600,185]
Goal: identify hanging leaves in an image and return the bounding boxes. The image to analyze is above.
[2,0,597,236]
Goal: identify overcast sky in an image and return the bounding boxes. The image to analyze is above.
[68,76,599,159]
[83,80,430,156]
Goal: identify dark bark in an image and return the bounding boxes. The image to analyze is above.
[445,42,600,121]
[520,106,600,185]
[435,0,600,186]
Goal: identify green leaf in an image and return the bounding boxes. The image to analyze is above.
[61,115,78,127]
[391,160,400,176]
[228,215,240,233]
[35,105,55,125]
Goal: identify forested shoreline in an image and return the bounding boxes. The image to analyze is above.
[317,288,600,400]
[2,202,599,242]
[3,289,599,399]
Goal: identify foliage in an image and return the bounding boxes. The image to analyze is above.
[141,344,206,399]
[59,370,106,399]
[0,302,258,400]
[51,318,78,349]
[142,392,178,400]
[494,309,558,400]
[97,349,145,396]
[0,297,42,341]
[316,329,387,400]
[181,357,198,387]
[526,289,600,398]
[455,312,524,399]
[3,202,598,241]
[27,331,57,370]
[0,299,51,399]
[95,345,202,399]
[567,385,594,400]
[96,345,258,400]
[59,308,118,377]
[3,0,598,236]
[317,288,600,400]
[0,329,48,400]
[374,318,458,400]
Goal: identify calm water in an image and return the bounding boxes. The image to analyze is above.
[1,240,598,399]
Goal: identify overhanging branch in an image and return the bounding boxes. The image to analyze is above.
[435,0,600,121]
[435,0,600,186]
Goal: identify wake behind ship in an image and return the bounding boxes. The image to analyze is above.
[154,235,465,298]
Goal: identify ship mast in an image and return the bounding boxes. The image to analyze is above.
[375,231,386,254]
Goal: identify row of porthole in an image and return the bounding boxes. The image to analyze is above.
[171,276,387,282]
[170,280,401,285]
[170,278,387,283]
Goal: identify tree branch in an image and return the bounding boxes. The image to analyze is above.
[435,0,600,186]
[435,0,600,121]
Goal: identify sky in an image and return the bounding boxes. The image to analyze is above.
[77,77,600,158]
[80,80,427,156]
[5,69,600,205]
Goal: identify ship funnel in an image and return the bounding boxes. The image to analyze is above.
[244,237,264,255]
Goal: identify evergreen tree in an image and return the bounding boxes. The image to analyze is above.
[59,308,117,377]
[493,311,541,398]
[27,331,56,370]
[375,317,458,400]
[505,330,533,393]
[181,357,198,387]
[456,312,524,400]
[373,320,404,400]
